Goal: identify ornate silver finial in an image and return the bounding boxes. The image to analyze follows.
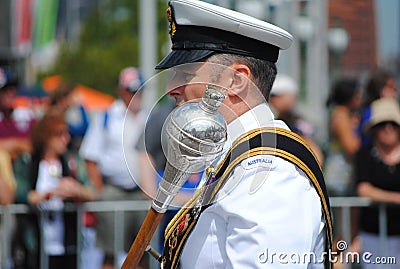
[199,84,227,113]
[152,84,227,213]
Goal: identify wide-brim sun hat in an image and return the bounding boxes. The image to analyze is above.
[364,98,400,133]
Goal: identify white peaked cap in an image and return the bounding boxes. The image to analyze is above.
[156,0,293,69]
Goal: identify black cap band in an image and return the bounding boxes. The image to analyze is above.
[174,25,279,61]
[156,25,280,69]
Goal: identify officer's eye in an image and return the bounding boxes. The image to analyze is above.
[174,70,195,83]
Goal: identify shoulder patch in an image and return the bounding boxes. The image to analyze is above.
[241,155,276,170]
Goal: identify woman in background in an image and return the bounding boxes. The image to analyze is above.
[325,78,361,196]
[358,69,398,146]
[324,78,362,266]
[355,98,400,269]
[28,111,96,269]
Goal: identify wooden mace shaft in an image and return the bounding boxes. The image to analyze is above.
[121,207,164,269]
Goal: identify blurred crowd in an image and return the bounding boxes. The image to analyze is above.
[0,66,155,269]
[0,65,399,269]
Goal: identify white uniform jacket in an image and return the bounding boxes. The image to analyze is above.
[180,103,326,269]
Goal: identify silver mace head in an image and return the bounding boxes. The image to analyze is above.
[152,85,228,213]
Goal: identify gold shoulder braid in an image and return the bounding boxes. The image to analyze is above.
[161,127,333,269]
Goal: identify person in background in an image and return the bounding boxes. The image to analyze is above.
[46,81,101,269]
[0,67,34,158]
[79,67,148,269]
[0,68,33,267]
[0,67,35,269]
[48,81,89,152]
[0,149,16,205]
[269,73,324,164]
[0,67,37,204]
[0,150,15,269]
[23,111,95,269]
[355,98,400,269]
[324,78,361,196]
[324,77,362,267]
[358,69,398,147]
[135,97,175,201]
[269,74,299,116]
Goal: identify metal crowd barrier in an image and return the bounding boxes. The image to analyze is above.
[0,200,158,269]
[0,197,394,269]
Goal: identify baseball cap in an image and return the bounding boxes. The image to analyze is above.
[118,67,144,93]
[270,74,299,96]
[0,67,18,91]
[156,0,293,69]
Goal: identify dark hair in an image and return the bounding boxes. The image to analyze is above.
[207,53,277,101]
[362,69,394,107]
[326,78,359,107]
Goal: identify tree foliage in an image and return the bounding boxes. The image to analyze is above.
[43,0,168,96]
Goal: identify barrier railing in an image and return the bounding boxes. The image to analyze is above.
[0,197,395,269]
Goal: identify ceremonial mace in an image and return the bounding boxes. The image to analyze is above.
[122,85,227,269]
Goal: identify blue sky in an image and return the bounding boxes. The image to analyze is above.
[375,0,400,60]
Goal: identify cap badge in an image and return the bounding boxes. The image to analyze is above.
[166,6,176,39]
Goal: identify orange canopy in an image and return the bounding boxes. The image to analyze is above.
[42,75,115,111]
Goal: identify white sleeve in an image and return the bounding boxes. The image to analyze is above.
[307,223,326,269]
[79,112,105,162]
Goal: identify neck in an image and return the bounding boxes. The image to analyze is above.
[43,150,59,162]
[222,93,262,124]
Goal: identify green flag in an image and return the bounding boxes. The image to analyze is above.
[33,0,59,50]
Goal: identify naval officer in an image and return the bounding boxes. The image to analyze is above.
[154,0,333,268]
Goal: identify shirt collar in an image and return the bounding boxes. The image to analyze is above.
[227,103,289,144]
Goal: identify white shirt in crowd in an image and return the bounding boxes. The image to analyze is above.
[79,99,145,190]
[36,160,65,256]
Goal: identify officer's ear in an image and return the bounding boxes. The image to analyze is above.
[227,64,251,97]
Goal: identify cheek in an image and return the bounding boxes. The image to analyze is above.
[186,84,206,101]
[58,141,68,153]
[288,96,297,107]
[388,130,400,141]
[378,130,397,143]
[52,138,68,152]
[279,95,295,110]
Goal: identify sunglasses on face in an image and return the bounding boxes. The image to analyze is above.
[374,121,400,130]
[52,129,70,137]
